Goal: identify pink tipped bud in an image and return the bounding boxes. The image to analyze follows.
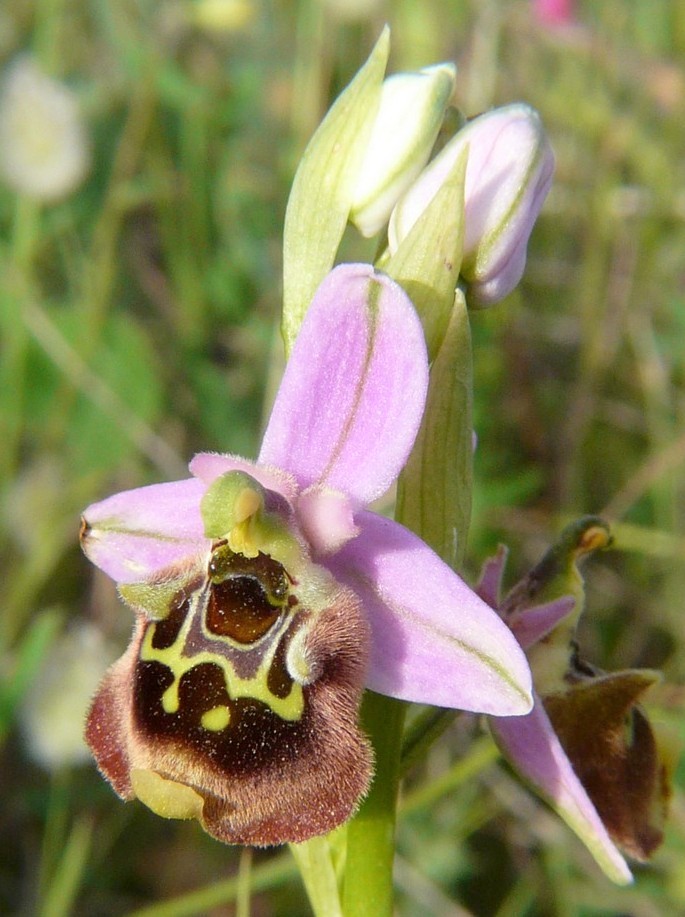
[389,103,555,305]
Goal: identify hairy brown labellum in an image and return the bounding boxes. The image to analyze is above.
[544,670,669,861]
[86,544,373,846]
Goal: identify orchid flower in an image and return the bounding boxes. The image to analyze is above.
[80,263,532,846]
[478,519,672,884]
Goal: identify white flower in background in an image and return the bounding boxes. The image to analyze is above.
[0,56,90,201]
[189,0,255,32]
[22,622,116,770]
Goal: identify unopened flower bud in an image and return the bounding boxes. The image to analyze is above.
[389,103,554,305]
[349,63,456,237]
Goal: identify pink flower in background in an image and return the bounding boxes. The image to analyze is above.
[533,0,575,28]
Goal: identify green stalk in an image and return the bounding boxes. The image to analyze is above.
[38,816,94,917]
[128,853,296,917]
[290,834,343,917]
[342,693,406,917]
[341,290,473,917]
[0,197,40,489]
[400,734,500,815]
[235,848,253,917]
[400,707,460,776]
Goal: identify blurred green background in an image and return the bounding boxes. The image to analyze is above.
[1,1,684,914]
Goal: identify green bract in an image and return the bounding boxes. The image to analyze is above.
[281,30,389,352]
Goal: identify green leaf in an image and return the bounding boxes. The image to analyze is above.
[25,306,164,475]
[38,816,94,917]
[281,29,390,353]
[0,609,62,742]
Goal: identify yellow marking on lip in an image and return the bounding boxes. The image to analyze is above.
[162,682,180,714]
[140,588,304,723]
[131,769,204,821]
[201,705,231,731]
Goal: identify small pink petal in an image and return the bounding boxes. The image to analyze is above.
[189,453,299,504]
[475,545,508,610]
[258,264,428,506]
[296,486,359,556]
[508,596,577,649]
[328,512,533,716]
[81,478,208,583]
[491,696,633,884]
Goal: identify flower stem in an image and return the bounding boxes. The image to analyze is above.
[235,848,252,917]
[342,692,406,917]
[290,835,343,917]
